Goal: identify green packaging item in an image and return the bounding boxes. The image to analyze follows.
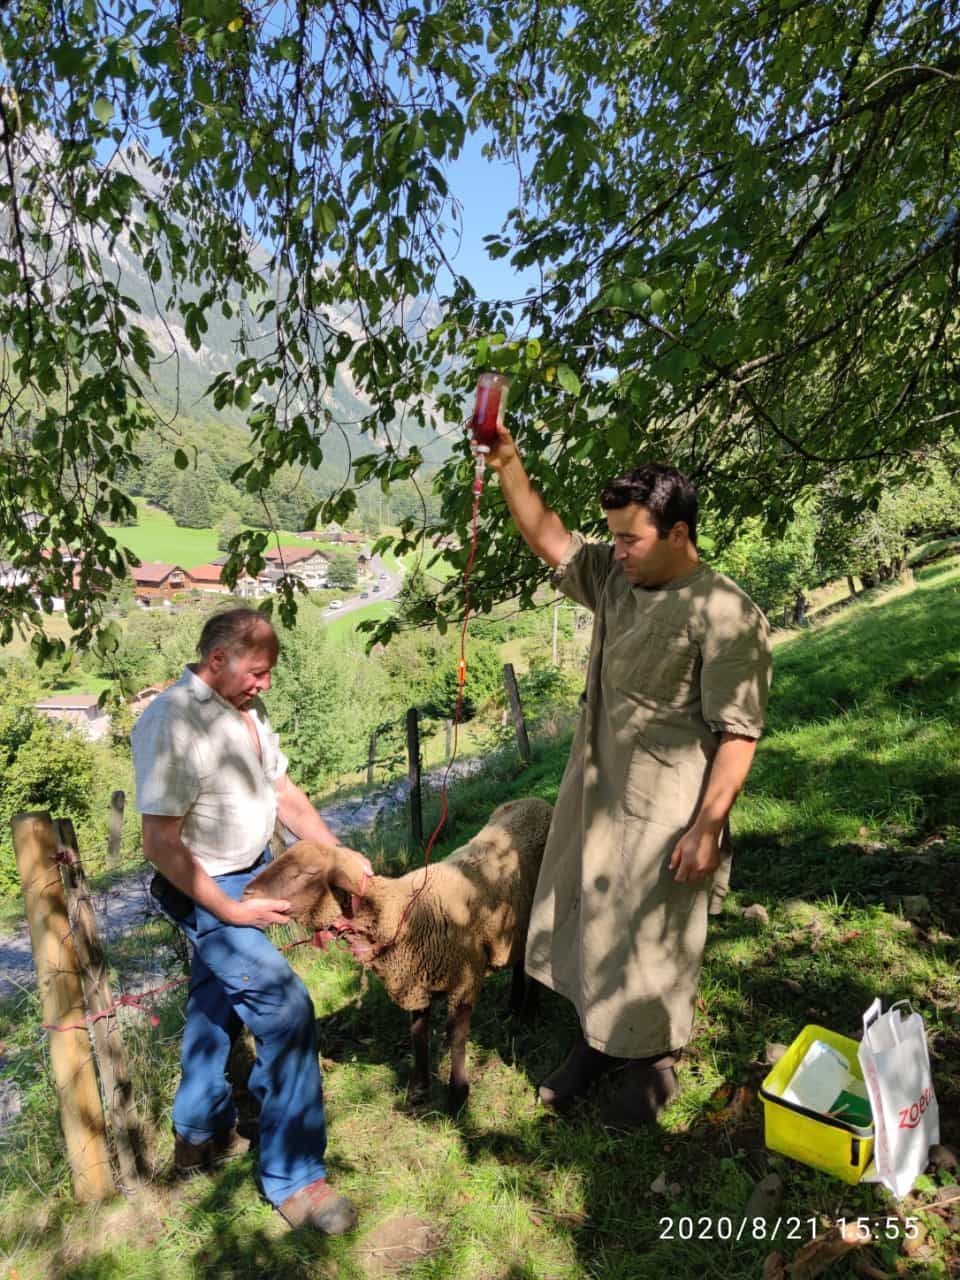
[829,1088,873,1128]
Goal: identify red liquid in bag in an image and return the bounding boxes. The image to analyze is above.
[470,373,508,449]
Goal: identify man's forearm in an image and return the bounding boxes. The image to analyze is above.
[694,734,759,831]
[496,455,572,570]
[276,778,339,845]
[145,829,244,923]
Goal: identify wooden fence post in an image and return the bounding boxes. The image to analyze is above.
[55,818,150,1189]
[502,664,531,764]
[11,812,115,1202]
[366,731,377,786]
[107,791,125,869]
[405,707,423,848]
[445,718,453,763]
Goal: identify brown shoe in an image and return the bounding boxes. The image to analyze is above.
[538,1035,619,1113]
[174,1125,252,1175]
[598,1054,680,1131]
[277,1177,358,1235]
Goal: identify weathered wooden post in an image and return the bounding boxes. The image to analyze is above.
[366,731,377,786]
[552,599,560,667]
[11,812,115,1202]
[55,818,149,1188]
[502,664,531,764]
[444,719,453,763]
[405,707,423,848]
[107,790,125,869]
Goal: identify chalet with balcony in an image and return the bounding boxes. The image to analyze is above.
[130,562,187,602]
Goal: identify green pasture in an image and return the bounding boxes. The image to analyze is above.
[112,502,322,568]
[1,561,958,1278]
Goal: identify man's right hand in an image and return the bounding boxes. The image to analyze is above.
[483,421,519,473]
[227,896,292,929]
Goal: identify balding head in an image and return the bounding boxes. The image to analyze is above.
[197,608,279,664]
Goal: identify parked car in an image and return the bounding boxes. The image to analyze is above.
[372,584,380,592]
[360,591,369,599]
[328,600,344,611]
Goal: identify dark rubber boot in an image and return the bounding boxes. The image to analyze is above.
[598,1054,680,1131]
[538,1035,620,1113]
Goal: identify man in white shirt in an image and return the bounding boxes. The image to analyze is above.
[131,608,370,1234]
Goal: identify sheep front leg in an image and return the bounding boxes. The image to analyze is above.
[408,1005,431,1103]
[446,1000,474,1112]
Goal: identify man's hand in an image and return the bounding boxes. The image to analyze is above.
[669,821,723,884]
[483,422,519,473]
[332,846,374,894]
[226,896,292,928]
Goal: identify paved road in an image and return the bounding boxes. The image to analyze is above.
[322,554,402,620]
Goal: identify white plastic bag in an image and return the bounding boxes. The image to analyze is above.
[858,999,940,1198]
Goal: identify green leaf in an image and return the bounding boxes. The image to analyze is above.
[173,449,189,470]
[93,97,115,125]
[556,364,581,396]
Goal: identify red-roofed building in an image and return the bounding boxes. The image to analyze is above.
[130,562,186,602]
[185,563,227,592]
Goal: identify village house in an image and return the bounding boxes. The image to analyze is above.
[0,560,31,590]
[130,562,187,603]
[34,693,110,742]
[128,681,176,716]
[263,546,331,589]
[184,563,228,593]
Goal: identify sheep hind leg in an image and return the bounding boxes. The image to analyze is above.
[446,1001,474,1113]
[408,1005,432,1104]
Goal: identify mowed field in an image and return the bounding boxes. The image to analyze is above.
[114,503,322,568]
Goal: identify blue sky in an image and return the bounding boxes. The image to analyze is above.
[443,131,539,302]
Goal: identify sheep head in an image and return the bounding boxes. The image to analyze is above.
[243,841,360,931]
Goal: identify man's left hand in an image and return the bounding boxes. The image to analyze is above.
[669,822,723,883]
[332,846,374,894]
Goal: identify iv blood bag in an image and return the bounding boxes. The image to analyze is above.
[470,372,509,448]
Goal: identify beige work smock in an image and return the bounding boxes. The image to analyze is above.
[525,535,772,1058]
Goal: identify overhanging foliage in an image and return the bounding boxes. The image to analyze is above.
[1,0,957,655]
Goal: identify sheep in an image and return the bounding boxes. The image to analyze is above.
[243,797,554,1109]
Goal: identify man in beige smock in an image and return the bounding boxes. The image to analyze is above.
[487,434,772,1129]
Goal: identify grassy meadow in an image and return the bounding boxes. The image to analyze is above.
[1,560,959,1278]
[114,503,323,569]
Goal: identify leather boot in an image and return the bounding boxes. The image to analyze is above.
[174,1124,252,1175]
[277,1178,358,1235]
[598,1053,680,1131]
[538,1035,620,1112]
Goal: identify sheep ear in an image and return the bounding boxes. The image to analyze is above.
[245,842,339,922]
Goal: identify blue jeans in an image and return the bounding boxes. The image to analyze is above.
[154,853,327,1205]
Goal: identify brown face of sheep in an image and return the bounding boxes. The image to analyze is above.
[243,842,385,949]
[242,842,347,928]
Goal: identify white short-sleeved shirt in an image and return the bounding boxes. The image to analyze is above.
[130,666,289,875]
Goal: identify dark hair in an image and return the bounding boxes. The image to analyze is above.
[600,463,698,545]
[197,608,278,662]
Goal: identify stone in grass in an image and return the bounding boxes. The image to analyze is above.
[356,1216,444,1278]
[928,1143,959,1172]
[764,1043,789,1066]
[743,1172,783,1223]
[742,903,770,926]
[901,895,931,921]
